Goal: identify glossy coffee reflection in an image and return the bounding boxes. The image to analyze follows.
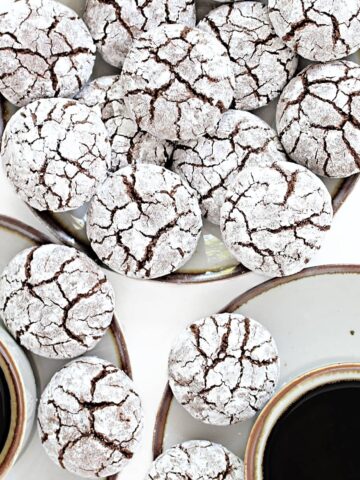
[263,381,360,480]
[0,366,10,453]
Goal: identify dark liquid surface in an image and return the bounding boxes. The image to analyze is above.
[0,367,11,453]
[263,381,360,480]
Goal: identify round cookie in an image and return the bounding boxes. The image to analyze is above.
[87,164,202,279]
[0,245,115,359]
[76,75,173,172]
[220,161,333,277]
[121,24,235,141]
[84,0,196,67]
[1,98,110,212]
[198,2,298,111]
[276,61,360,178]
[38,356,143,478]
[169,313,280,425]
[268,0,360,62]
[146,440,244,479]
[172,110,287,224]
[0,0,95,107]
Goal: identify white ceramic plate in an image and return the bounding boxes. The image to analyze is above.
[0,215,131,480]
[153,265,360,460]
[0,0,358,284]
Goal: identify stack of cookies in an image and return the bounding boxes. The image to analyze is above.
[1,0,359,281]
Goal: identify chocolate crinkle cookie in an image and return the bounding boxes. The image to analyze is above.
[38,357,143,478]
[169,313,280,426]
[172,110,287,225]
[1,98,110,212]
[0,0,95,107]
[277,61,360,178]
[121,24,235,141]
[220,161,333,277]
[87,164,202,279]
[198,2,298,111]
[84,0,196,67]
[269,0,360,62]
[0,245,115,359]
[76,75,173,172]
[146,440,244,480]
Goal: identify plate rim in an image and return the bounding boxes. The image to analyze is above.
[152,263,360,459]
[29,175,359,284]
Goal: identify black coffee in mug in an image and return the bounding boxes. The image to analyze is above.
[0,366,11,453]
[263,381,360,480]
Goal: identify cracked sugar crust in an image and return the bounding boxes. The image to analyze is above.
[1,98,111,212]
[0,0,96,107]
[276,61,360,178]
[121,24,235,142]
[172,110,287,225]
[220,161,333,277]
[38,356,143,478]
[84,0,196,68]
[75,75,173,172]
[168,314,280,426]
[146,440,244,479]
[87,164,202,279]
[268,0,360,62]
[0,245,115,359]
[198,2,298,111]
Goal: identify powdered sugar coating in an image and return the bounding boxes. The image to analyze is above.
[84,0,196,67]
[121,24,235,141]
[0,245,115,359]
[1,98,110,212]
[38,356,143,478]
[75,75,172,172]
[169,313,280,426]
[276,61,360,178]
[220,161,333,277]
[269,0,360,62]
[0,0,95,107]
[198,2,298,111]
[87,164,202,279]
[172,110,287,224]
[147,440,244,479]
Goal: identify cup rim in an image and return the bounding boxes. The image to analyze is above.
[244,362,360,479]
[0,338,26,477]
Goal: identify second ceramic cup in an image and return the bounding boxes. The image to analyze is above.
[245,363,360,479]
[0,328,36,477]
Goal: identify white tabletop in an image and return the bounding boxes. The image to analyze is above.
[1,173,360,479]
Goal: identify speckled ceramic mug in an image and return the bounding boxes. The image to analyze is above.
[0,328,36,477]
[245,363,360,479]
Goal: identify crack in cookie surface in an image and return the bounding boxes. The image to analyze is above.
[121,24,235,141]
[198,1,298,111]
[0,0,95,106]
[220,161,333,277]
[276,61,360,178]
[147,440,243,479]
[38,357,143,478]
[169,313,280,425]
[269,0,360,62]
[87,164,202,279]
[172,110,287,224]
[84,0,196,67]
[76,75,173,172]
[0,245,115,359]
[1,98,110,211]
